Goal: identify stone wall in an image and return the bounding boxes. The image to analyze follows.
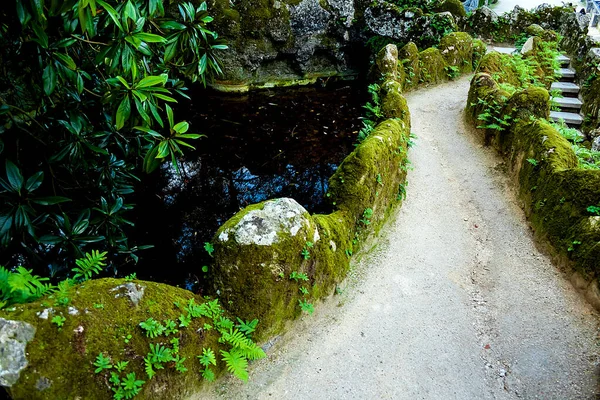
[466,52,600,311]
[206,0,467,91]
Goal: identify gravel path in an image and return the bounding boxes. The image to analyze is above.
[199,75,600,400]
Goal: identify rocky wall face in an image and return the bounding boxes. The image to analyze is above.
[207,0,467,91]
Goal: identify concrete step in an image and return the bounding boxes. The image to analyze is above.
[558,54,570,67]
[550,111,583,126]
[551,96,583,110]
[550,81,580,95]
[489,46,516,54]
[556,68,576,79]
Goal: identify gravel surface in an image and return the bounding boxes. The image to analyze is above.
[198,76,600,400]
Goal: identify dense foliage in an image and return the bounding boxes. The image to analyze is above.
[0,0,226,277]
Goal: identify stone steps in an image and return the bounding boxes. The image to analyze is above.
[550,81,581,96]
[556,68,576,79]
[550,110,584,126]
[558,54,571,68]
[551,96,583,111]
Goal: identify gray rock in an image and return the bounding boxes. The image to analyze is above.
[592,136,600,152]
[290,0,330,36]
[35,376,51,391]
[110,283,145,306]
[521,37,536,55]
[0,318,36,387]
[217,198,313,246]
[36,307,53,320]
[588,47,600,62]
[478,6,498,23]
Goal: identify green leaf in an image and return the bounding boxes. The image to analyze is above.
[133,32,167,43]
[5,160,24,192]
[143,146,161,174]
[220,349,249,381]
[31,196,71,205]
[160,21,186,30]
[16,1,32,26]
[172,121,189,134]
[31,22,49,48]
[136,75,167,89]
[156,141,169,159]
[116,96,131,130]
[42,64,57,95]
[25,171,44,192]
[165,104,174,129]
[54,53,76,70]
[164,42,177,62]
[96,0,123,30]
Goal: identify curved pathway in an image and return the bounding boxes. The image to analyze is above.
[200,76,600,400]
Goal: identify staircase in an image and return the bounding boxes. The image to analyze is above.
[550,55,584,130]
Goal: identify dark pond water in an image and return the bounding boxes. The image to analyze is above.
[127,81,366,291]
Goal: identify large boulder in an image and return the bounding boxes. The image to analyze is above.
[210,198,351,340]
[0,279,240,400]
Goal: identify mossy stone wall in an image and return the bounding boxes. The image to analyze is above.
[467,71,600,311]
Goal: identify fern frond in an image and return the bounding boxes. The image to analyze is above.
[220,349,249,381]
[72,250,107,281]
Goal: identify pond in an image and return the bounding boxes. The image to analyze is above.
[127,81,367,291]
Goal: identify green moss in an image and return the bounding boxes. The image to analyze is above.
[3,279,225,400]
[418,47,447,85]
[433,0,466,18]
[399,42,421,90]
[439,32,474,73]
[380,80,409,124]
[472,39,486,70]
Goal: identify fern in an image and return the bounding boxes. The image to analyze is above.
[0,266,55,307]
[201,367,216,382]
[72,250,107,282]
[221,349,249,381]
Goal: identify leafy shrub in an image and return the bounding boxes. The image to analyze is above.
[0,1,227,276]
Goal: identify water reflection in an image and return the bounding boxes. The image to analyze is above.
[131,82,365,289]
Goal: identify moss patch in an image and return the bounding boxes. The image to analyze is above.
[3,279,227,400]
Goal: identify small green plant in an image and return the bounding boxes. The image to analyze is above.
[51,315,66,330]
[201,265,209,273]
[359,208,374,226]
[114,361,129,373]
[124,334,132,344]
[236,318,258,336]
[444,65,460,80]
[198,348,217,381]
[72,250,107,282]
[568,240,582,252]
[526,158,538,167]
[94,303,105,309]
[112,372,145,400]
[289,271,309,282]
[397,182,407,201]
[124,273,137,281]
[204,242,214,257]
[139,318,166,338]
[587,205,600,215]
[376,173,383,186]
[94,353,113,373]
[298,299,314,314]
[300,248,310,260]
[299,286,309,295]
[178,313,192,328]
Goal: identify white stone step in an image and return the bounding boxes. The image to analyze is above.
[550,111,583,125]
[488,46,516,54]
[558,54,570,67]
[550,82,580,95]
[551,96,583,110]
[556,68,576,79]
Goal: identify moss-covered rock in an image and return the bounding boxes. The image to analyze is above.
[472,38,487,70]
[439,32,474,73]
[210,198,344,340]
[399,42,421,90]
[433,0,466,18]
[376,44,400,79]
[525,23,544,37]
[418,48,447,85]
[1,279,231,400]
[380,80,409,123]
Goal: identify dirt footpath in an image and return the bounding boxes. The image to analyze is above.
[199,75,600,400]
